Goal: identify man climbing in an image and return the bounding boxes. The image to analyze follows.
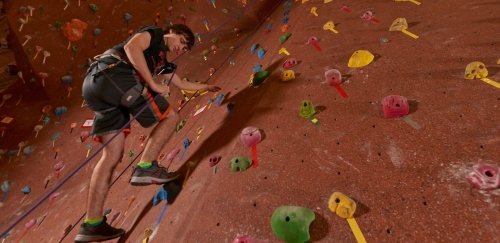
[76,24,221,242]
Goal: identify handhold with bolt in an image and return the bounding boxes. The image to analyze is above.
[325,69,348,98]
[348,50,374,68]
[323,21,339,33]
[278,47,290,56]
[270,206,315,243]
[230,156,252,172]
[381,95,409,118]
[307,36,321,51]
[310,7,318,16]
[466,163,499,190]
[328,192,356,219]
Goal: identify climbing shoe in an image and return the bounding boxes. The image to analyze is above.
[130,161,179,186]
[74,216,125,242]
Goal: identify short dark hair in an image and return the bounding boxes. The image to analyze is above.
[165,24,195,50]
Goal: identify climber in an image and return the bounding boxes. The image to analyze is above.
[77,24,220,242]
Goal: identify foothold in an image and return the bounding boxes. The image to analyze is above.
[283,58,298,69]
[323,20,339,33]
[103,208,112,216]
[328,192,357,219]
[250,44,260,54]
[215,93,225,106]
[281,70,295,81]
[249,70,270,87]
[209,156,222,167]
[230,156,252,172]
[257,48,266,60]
[464,61,488,80]
[348,50,374,68]
[21,186,31,194]
[25,218,37,229]
[23,146,34,156]
[253,64,263,74]
[306,36,322,51]
[281,17,289,24]
[279,32,292,44]
[1,180,12,193]
[299,100,316,119]
[270,206,315,243]
[240,127,262,147]
[310,7,318,17]
[389,17,419,39]
[381,95,409,118]
[278,47,290,56]
[324,69,343,85]
[466,163,499,190]
[232,234,258,243]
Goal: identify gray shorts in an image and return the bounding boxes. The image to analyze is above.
[82,56,170,142]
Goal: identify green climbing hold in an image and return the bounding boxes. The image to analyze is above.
[230,156,252,172]
[249,70,270,87]
[299,100,316,119]
[280,32,292,44]
[271,206,315,243]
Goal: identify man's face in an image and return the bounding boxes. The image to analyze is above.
[168,33,190,55]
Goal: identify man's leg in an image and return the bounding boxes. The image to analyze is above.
[130,111,181,186]
[86,132,125,219]
[75,132,126,242]
[140,111,180,162]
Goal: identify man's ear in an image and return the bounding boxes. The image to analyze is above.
[169,29,174,34]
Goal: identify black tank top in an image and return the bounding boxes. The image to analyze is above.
[111,26,167,75]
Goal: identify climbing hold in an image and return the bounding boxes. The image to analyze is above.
[270,206,315,243]
[464,61,488,79]
[279,32,292,44]
[250,44,260,54]
[230,156,252,172]
[1,180,12,193]
[464,61,500,88]
[466,163,499,190]
[240,127,262,147]
[249,70,270,87]
[348,50,374,68]
[232,234,258,243]
[299,100,316,119]
[253,64,263,74]
[389,17,419,39]
[283,58,298,69]
[257,48,266,60]
[328,192,357,219]
[324,69,343,86]
[381,95,409,118]
[281,70,295,82]
[21,186,31,194]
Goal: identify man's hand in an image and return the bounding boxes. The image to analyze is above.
[150,83,170,94]
[205,85,221,92]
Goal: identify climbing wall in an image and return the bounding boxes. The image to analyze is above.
[1,0,499,242]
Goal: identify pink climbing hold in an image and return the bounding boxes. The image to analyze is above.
[283,58,298,69]
[232,234,258,243]
[381,95,410,118]
[240,127,262,147]
[324,69,343,86]
[466,163,499,190]
[325,69,348,98]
